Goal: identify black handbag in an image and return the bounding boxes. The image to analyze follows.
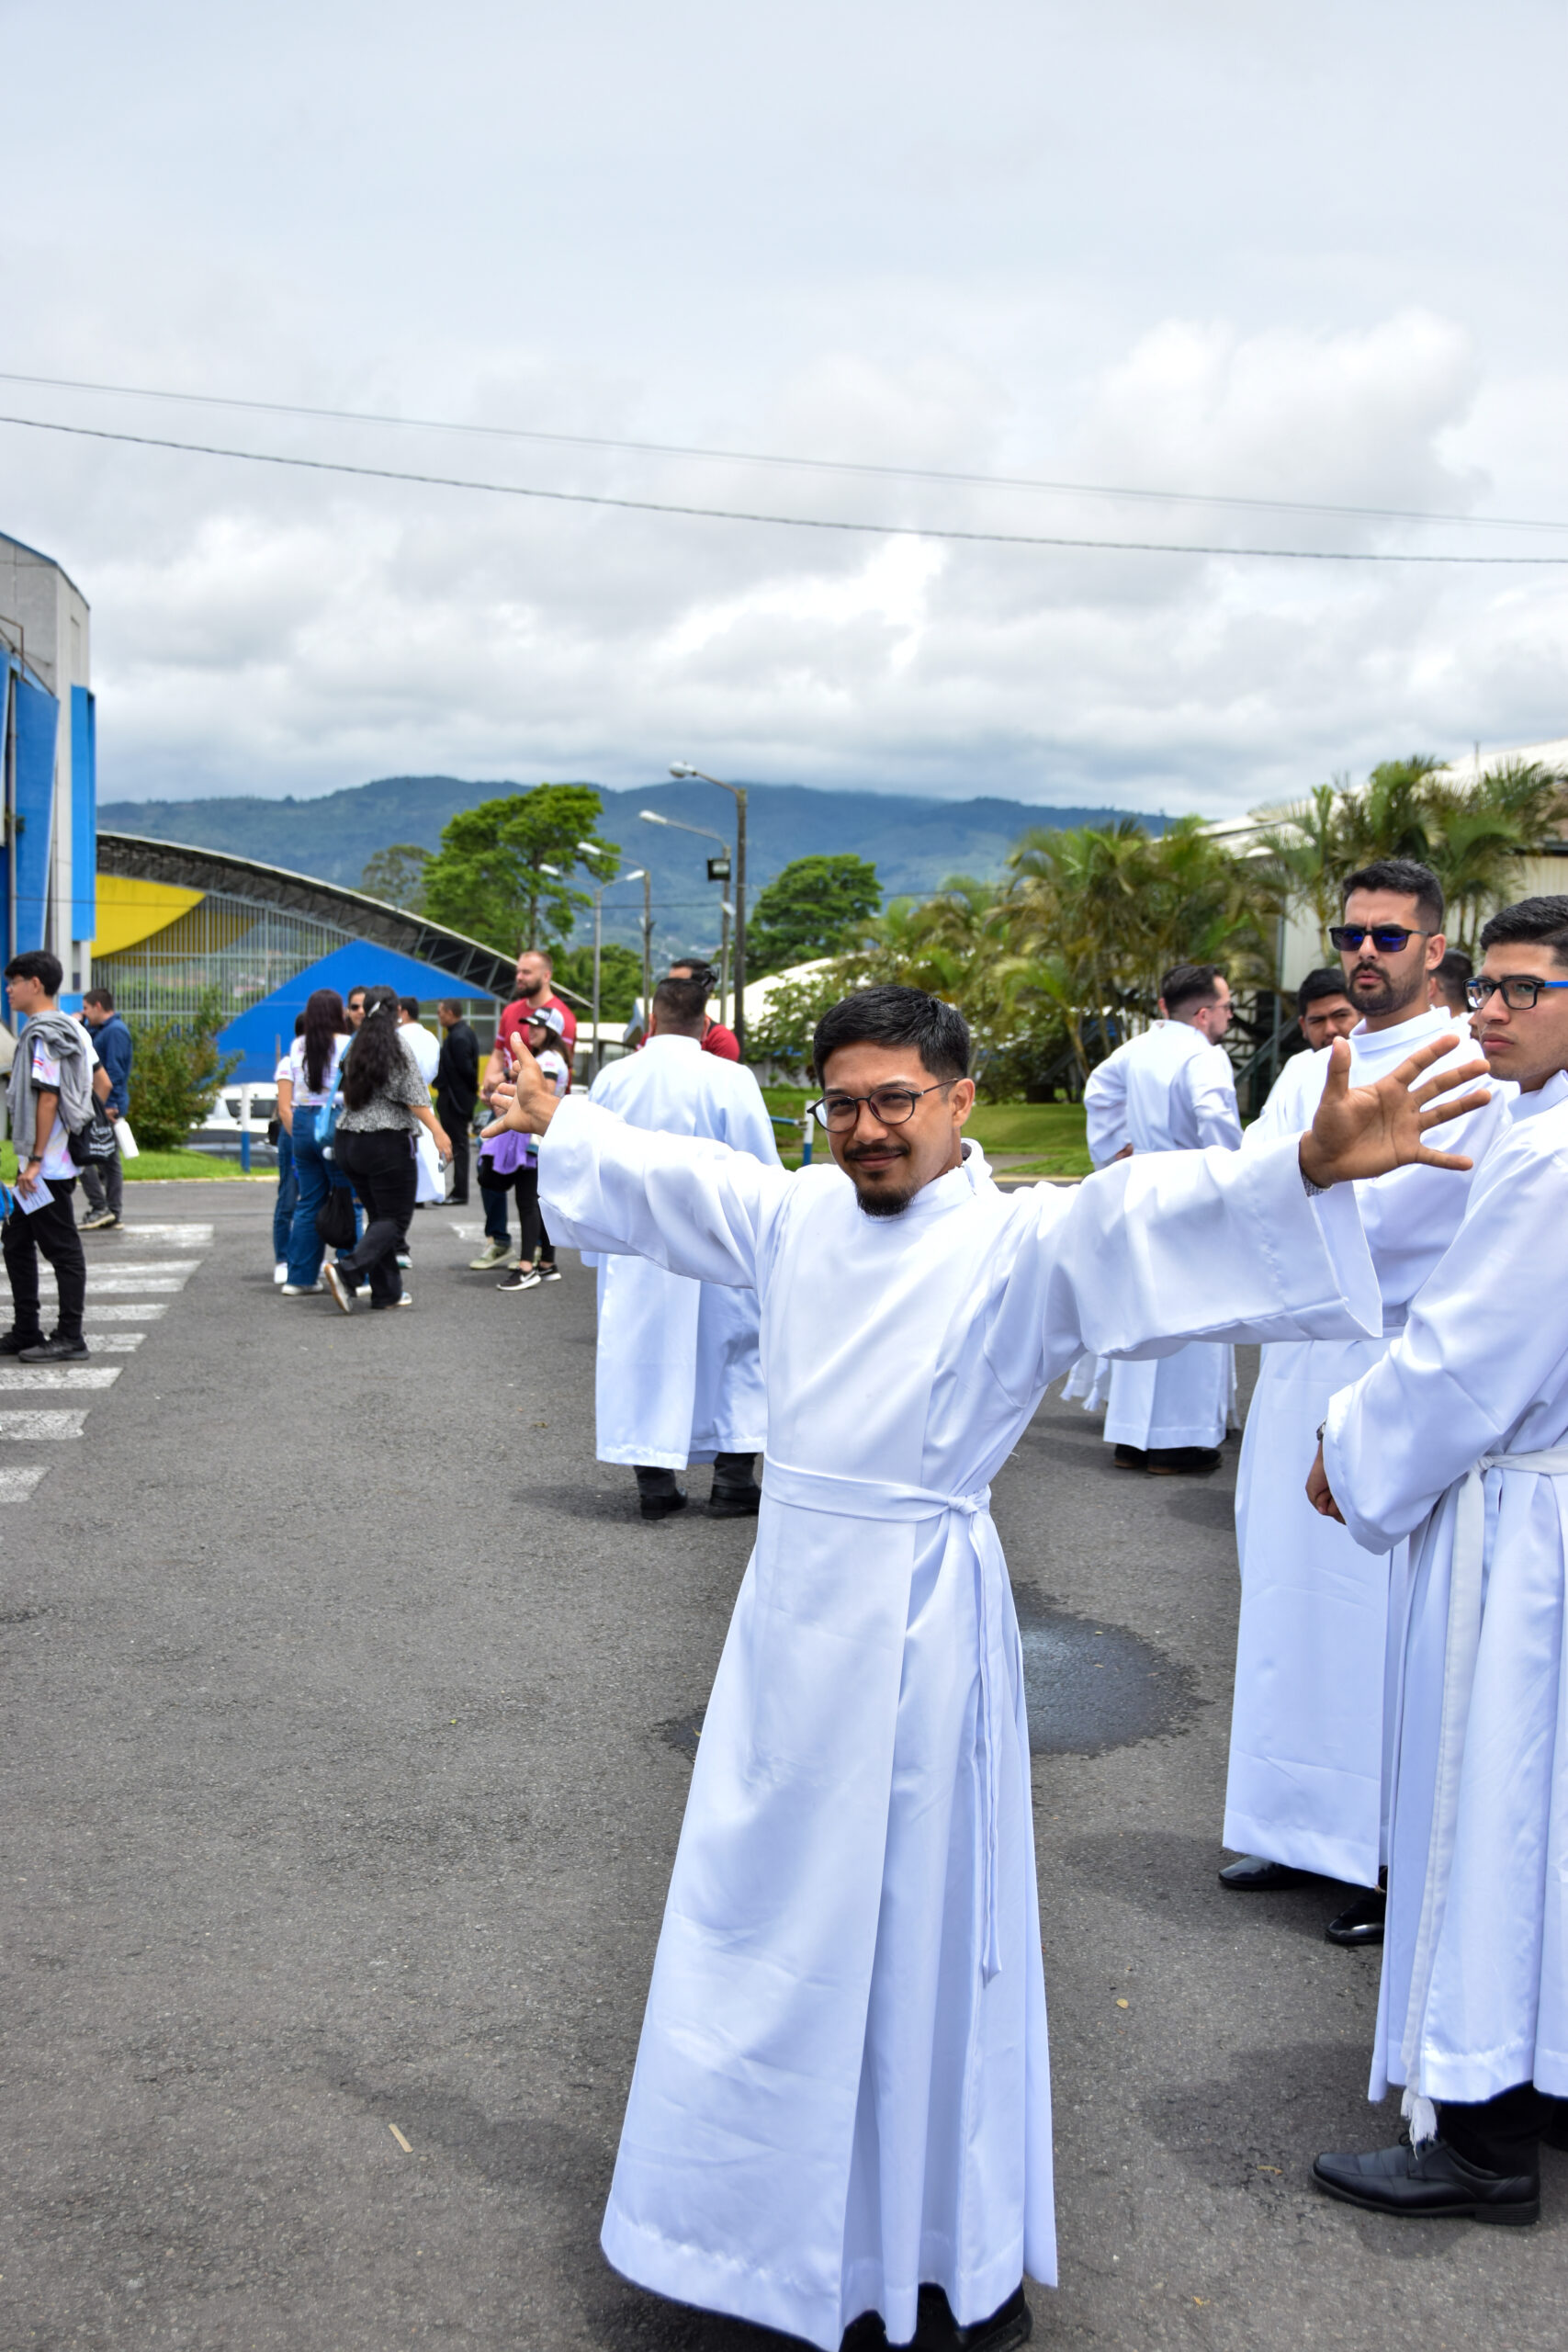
[315,1182,356,1252]
[69,1106,119,1167]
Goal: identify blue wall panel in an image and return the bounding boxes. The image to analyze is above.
[215,938,499,1080]
[14,673,59,954]
[71,685,96,944]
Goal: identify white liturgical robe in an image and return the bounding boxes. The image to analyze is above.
[1083,1022,1242,1453]
[1226,1009,1510,1884]
[587,1037,779,1466]
[539,1099,1380,2348]
[1325,1069,1568,2111]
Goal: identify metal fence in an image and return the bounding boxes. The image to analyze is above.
[94,890,355,1021]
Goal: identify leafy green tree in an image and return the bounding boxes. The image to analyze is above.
[128,989,243,1151]
[420,785,619,954]
[746,854,883,975]
[359,842,432,911]
[554,942,644,1023]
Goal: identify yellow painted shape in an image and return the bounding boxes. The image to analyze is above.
[90,873,205,955]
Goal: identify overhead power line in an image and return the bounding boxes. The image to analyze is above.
[4,409,1567,565]
[3,365,1565,537]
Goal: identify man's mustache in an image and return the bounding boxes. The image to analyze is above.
[844,1136,912,1164]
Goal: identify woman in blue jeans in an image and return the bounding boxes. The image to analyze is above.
[277,989,355,1295]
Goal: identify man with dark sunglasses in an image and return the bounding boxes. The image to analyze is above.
[1307,896,1568,2222]
[1222,860,1508,1944]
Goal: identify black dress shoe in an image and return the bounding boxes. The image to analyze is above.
[1542,2098,1568,2154]
[1218,1854,1314,1891]
[1313,2135,1540,2224]
[1326,1886,1386,1946]
[709,1480,762,1517]
[1146,1445,1223,1476]
[0,1328,44,1355]
[1112,1443,1146,1469]
[641,1488,688,1521]
[19,1333,90,1363]
[913,2284,1031,2352]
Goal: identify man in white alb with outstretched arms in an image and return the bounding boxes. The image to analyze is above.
[488,983,1485,2350]
[1222,862,1511,1936]
[1082,963,1242,1474]
[1307,896,1568,2226]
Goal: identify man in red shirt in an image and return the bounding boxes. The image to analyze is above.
[665,958,739,1060]
[480,949,579,1105]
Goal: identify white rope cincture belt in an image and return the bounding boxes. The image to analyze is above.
[1400,1442,1568,2143]
[761,1454,1012,1982]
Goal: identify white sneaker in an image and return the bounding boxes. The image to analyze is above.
[273,1261,288,1285]
[280,1283,324,1297]
[323,1262,355,1315]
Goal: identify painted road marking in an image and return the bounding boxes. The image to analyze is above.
[0,1465,47,1500]
[0,1366,122,1391]
[0,1411,89,1440]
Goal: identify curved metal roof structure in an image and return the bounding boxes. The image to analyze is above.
[96,830,516,997]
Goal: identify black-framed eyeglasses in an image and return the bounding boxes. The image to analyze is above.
[1466,974,1568,1012]
[807,1080,954,1133]
[1328,924,1433,954]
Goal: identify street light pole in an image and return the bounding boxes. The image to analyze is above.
[641,868,653,1031]
[670,764,748,1059]
[639,805,732,1023]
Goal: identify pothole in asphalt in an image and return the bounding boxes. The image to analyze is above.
[657,1589,1200,1765]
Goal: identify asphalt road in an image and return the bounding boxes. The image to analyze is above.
[2,1182,1562,2351]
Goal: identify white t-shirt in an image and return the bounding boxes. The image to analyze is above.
[399,1021,440,1084]
[28,1038,77,1180]
[288,1034,350,1108]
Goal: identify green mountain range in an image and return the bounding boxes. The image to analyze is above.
[98,775,1164,956]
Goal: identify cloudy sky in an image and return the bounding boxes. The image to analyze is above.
[2,0,1564,817]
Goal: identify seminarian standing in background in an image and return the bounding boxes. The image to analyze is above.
[1223,861,1507,1939]
[1082,963,1242,1474]
[582,975,777,1520]
[435,1001,479,1204]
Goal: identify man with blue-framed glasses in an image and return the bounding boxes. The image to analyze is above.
[1307,894,1568,2222]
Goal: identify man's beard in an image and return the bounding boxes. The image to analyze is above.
[1348,960,1425,1019]
[847,1143,917,1217]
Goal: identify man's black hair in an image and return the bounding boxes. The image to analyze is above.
[1295,967,1353,1013]
[669,956,717,993]
[438,998,462,1017]
[1431,947,1473,1001]
[653,977,710,1034]
[5,949,62,996]
[812,985,970,1083]
[83,985,115,1012]
[399,996,422,1022]
[1160,962,1224,1017]
[1342,857,1445,930]
[1479,894,1568,964]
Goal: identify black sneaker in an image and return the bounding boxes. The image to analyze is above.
[536,1261,562,1283]
[19,1334,91,1363]
[0,1328,44,1356]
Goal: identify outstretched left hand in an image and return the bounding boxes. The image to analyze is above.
[1297,1033,1490,1189]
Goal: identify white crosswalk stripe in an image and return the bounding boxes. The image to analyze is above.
[1,1216,211,1482]
[0,1410,89,1440]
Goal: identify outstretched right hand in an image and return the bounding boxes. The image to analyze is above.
[479,1040,561,1141]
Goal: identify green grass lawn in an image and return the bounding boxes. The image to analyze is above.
[122,1149,272,1182]
[0,1141,269,1185]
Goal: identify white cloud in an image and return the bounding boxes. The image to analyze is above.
[0,1,1563,820]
